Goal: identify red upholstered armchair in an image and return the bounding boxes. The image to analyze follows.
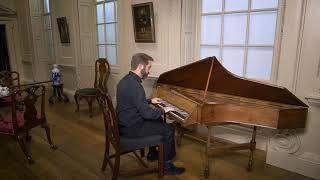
[0,85,57,164]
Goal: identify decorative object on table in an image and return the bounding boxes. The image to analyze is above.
[57,17,70,43]
[74,58,110,118]
[0,85,9,97]
[51,64,61,85]
[0,85,57,164]
[0,71,20,107]
[49,64,69,105]
[132,2,155,43]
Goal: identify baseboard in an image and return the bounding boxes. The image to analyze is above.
[266,149,320,179]
[63,89,76,102]
[196,124,269,151]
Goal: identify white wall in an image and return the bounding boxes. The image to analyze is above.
[266,0,320,179]
[51,0,81,95]
[15,0,33,82]
[117,0,184,78]
[0,0,16,11]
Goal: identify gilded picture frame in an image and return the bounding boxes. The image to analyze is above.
[57,17,70,43]
[132,2,156,43]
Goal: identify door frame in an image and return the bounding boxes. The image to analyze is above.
[0,19,20,72]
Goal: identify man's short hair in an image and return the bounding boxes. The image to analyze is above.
[131,53,154,70]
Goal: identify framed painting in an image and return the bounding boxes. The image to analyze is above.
[57,17,70,43]
[132,2,155,43]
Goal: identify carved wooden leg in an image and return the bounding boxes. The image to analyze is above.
[42,122,57,150]
[57,86,62,101]
[17,134,34,164]
[204,126,212,178]
[176,125,184,146]
[49,86,56,105]
[87,97,94,118]
[112,152,120,180]
[172,122,183,146]
[26,131,32,142]
[158,144,164,177]
[140,148,145,158]
[101,138,110,171]
[247,126,257,171]
[74,92,80,112]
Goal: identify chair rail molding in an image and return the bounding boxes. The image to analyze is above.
[305,95,320,107]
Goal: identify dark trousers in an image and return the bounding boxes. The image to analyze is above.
[120,118,176,161]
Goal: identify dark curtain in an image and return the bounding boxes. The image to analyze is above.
[0,25,10,71]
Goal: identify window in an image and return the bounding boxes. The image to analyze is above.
[200,0,280,81]
[43,0,55,61]
[95,0,118,65]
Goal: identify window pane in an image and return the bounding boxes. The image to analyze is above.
[200,46,220,59]
[115,1,118,20]
[105,2,115,23]
[106,45,117,65]
[222,47,244,76]
[246,47,273,80]
[48,45,55,60]
[43,0,50,13]
[201,15,221,44]
[47,30,53,45]
[106,23,116,44]
[96,4,104,24]
[252,0,278,9]
[225,0,248,11]
[224,13,247,45]
[97,0,103,2]
[44,15,52,29]
[202,0,222,13]
[98,45,106,58]
[97,24,106,44]
[249,11,277,45]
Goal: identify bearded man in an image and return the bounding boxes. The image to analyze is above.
[116,53,185,175]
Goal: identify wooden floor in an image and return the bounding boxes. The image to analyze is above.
[0,100,314,180]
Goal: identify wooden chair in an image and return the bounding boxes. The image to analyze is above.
[96,90,164,180]
[74,59,110,117]
[0,85,57,164]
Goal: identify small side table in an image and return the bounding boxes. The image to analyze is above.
[49,84,69,105]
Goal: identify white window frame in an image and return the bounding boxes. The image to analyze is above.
[197,0,285,83]
[95,0,118,68]
[42,0,55,62]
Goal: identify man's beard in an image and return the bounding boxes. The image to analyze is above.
[141,67,149,79]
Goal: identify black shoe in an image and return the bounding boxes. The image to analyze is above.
[147,151,158,162]
[164,163,185,175]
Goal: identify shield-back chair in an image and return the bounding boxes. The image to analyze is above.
[0,85,57,164]
[96,90,164,180]
[74,58,110,117]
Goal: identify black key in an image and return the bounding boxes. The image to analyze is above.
[159,103,166,107]
[171,111,186,119]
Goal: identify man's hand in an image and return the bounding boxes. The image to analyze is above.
[151,97,162,104]
[163,107,174,113]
